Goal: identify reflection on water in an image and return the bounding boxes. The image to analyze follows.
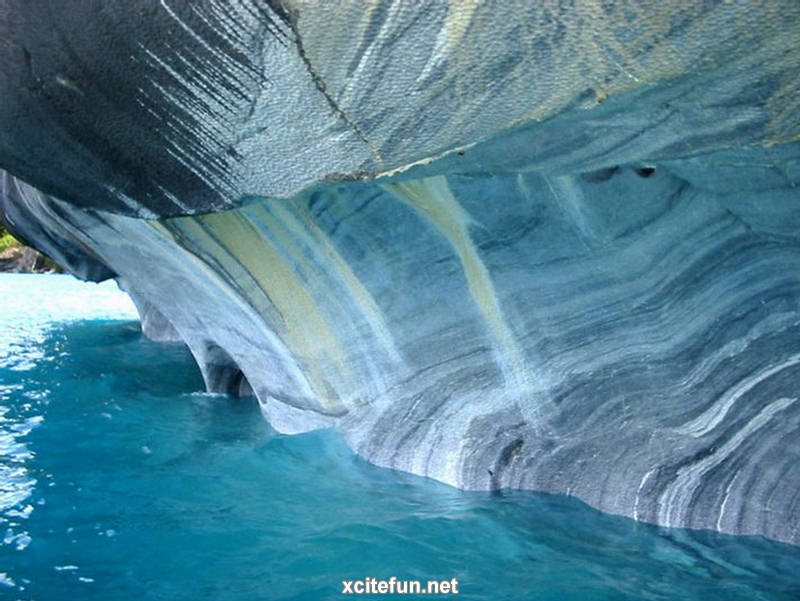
[1,274,799,601]
[0,274,138,593]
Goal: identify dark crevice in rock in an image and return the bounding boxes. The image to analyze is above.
[490,437,525,490]
[284,7,381,166]
[201,341,253,399]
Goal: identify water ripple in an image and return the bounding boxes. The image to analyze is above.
[1,275,799,601]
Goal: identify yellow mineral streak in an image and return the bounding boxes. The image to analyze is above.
[517,2,695,123]
[157,217,284,330]
[375,142,475,180]
[150,218,345,407]
[418,0,481,82]
[188,210,350,407]
[241,205,318,288]
[441,0,480,50]
[381,176,526,386]
[253,200,402,365]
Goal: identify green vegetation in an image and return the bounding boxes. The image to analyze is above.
[0,232,20,251]
[0,218,62,272]
[0,221,20,252]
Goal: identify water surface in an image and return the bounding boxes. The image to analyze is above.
[1,274,799,600]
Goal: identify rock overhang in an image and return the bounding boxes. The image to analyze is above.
[1,1,799,545]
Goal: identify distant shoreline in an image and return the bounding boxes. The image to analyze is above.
[0,243,61,273]
[0,227,61,274]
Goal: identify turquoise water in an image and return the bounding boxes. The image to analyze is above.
[1,274,799,601]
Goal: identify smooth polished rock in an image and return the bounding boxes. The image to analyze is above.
[1,2,800,545]
[4,148,800,544]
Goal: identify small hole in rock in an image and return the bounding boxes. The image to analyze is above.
[635,166,656,178]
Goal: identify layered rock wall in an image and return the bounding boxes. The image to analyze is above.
[1,1,800,544]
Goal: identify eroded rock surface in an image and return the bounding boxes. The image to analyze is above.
[1,2,799,544]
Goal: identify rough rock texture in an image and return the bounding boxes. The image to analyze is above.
[0,244,60,273]
[1,2,800,544]
[2,1,799,214]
